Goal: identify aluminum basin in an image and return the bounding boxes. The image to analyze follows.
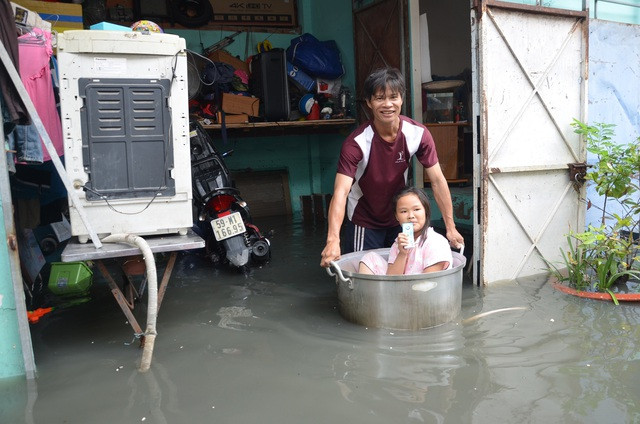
[327,248,466,330]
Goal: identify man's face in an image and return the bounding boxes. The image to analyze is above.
[366,87,403,124]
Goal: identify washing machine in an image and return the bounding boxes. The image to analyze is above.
[57,30,193,243]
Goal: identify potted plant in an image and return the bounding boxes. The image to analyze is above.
[546,120,640,304]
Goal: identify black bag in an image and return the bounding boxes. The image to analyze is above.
[201,61,235,93]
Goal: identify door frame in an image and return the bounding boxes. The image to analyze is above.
[409,0,589,285]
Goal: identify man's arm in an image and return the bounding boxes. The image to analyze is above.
[425,163,464,248]
[320,173,353,267]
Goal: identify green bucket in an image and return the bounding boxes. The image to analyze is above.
[48,262,93,297]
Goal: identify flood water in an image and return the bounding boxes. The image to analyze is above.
[2,217,640,424]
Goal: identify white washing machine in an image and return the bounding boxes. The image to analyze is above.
[57,30,193,243]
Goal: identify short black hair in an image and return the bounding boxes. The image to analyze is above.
[363,67,406,100]
[393,186,431,228]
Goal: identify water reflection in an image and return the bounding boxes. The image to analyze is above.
[1,218,640,423]
[331,324,474,420]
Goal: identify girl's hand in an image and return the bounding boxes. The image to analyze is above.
[396,233,411,253]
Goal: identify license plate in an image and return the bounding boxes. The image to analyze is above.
[211,212,246,241]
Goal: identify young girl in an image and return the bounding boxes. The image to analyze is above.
[358,187,453,275]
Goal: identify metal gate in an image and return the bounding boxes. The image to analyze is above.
[473,2,588,284]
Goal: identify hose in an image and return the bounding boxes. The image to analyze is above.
[101,234,158,372]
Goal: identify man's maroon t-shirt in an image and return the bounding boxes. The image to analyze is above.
[337,116,438,229]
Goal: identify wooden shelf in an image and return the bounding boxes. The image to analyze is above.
[200,118,357,135]
[424,121,470,127]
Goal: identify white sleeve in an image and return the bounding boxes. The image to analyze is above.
[423,230,453,269]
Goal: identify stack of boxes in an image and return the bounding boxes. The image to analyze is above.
[219,93,260,124]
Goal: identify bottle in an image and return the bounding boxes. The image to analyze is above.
[308,101,320,120]
[455,101,466,123]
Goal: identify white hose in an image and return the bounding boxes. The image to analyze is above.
[101,234,158,372]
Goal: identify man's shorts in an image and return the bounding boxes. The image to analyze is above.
[341,219,401,254]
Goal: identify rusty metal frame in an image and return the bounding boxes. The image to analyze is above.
[477,3,589,282]
[95,251,178,345]
[486,10,584,166]
[488,174,575,279]
[487,13,585,280]
[474,0,589,19]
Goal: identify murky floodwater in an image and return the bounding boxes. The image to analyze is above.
[2,217,640,424]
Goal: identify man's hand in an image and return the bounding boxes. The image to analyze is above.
[446,227,464,249]
[425,163,465,250]
[321,239,341,268]
[321,173,353,268]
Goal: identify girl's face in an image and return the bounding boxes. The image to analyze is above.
[395,193,427,235]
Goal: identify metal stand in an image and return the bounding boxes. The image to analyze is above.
[62,231,204,343]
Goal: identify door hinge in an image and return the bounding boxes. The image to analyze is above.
[568,162,589,186]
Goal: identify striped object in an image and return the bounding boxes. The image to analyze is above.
[12,0,83,31]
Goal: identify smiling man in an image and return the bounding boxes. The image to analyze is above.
[320,67,463,268]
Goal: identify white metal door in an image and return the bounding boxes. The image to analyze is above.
[474,3,588,284]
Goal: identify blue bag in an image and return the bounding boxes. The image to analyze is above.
[286,33,344,79]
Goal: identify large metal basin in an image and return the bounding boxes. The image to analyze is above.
[327,248,466,330]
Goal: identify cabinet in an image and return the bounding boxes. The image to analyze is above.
[424,122,469,183]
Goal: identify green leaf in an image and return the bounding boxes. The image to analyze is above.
[605,289,619,306]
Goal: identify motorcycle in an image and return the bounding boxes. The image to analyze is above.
[189,121,271,270]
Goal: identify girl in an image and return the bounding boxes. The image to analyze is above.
[358,187,453,275]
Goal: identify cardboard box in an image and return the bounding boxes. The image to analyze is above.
[222,93,259,117]
[211,0,297,27]
[207,49,249,73]
[217,112,249,124]
[13,0,83,32]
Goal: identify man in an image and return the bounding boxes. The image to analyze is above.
[320,67,463,268]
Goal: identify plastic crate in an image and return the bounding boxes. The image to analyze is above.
[48,262,93,296]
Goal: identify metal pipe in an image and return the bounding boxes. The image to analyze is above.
[101,234,157,372]
[597,0,640,8]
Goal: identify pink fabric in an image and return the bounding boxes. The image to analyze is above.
[18,28,63,161]
[360,250,389,275]
[360,227,452,275]
[234,69,249,84]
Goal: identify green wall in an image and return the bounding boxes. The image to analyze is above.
[0,200,25,379]
[165,0,356,218]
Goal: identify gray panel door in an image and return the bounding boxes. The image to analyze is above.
[79,78,175,200]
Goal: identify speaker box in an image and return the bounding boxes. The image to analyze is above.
[250,49,290,121]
